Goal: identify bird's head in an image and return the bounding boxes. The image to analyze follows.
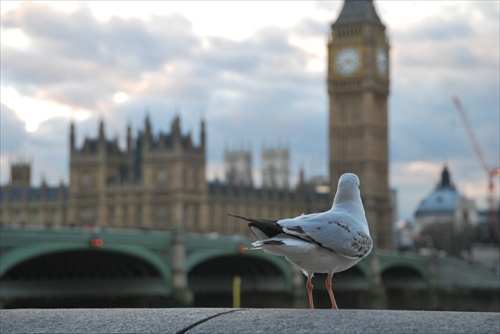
[333,173,362,207]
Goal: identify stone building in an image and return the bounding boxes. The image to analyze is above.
[224,148,253,187]
[414,166,478,236]
[0,161,67,228]
[262,145,290,190]
[1,116,329,237]
[413,166,479,252]
[67,115,208,232]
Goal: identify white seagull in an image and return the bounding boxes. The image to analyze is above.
[228,173,372,309]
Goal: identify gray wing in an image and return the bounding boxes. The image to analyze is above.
[278,211,372,259]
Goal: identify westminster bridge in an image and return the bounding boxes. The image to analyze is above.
[1,227,498,311]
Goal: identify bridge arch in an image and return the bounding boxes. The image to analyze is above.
[186,250,292,286]
[350,259,371,280]
[380,261,427,281]
[0,243,172,292]
[334,264,371,289]
[186,250,294,307]
[380,262,428,289]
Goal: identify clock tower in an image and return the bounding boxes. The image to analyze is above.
[327,0,392,249]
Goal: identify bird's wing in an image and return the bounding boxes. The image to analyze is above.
[278,211,372,259]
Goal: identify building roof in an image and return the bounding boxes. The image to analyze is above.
[0,186,68,202]
[207,180,330,208]
[415,166,464,217]
[332,0,384,27]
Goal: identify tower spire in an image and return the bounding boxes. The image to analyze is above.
[145,113,151,135]
[200,118,206,150]
[127,123,132,153]
[98,118,105,140]
[332,0,384,27]
[439,165,454,189]
[70,122,75,153]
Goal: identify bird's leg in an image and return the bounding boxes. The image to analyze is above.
[306,273,314,309]
[326,274,338,310]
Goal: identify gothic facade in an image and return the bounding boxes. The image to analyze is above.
[0,117,329,237]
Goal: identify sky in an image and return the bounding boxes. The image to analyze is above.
[1,1,499,221]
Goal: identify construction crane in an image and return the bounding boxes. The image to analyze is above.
[453,96,500,241]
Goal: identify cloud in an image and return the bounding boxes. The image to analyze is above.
[292,17,330,37]
[404,17,473,41]
[0,104,69,185]
[389,1,499,168]
[1,2,199,111]
[0,104,28,154]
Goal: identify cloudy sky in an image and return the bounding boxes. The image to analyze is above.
[1,1,499,220]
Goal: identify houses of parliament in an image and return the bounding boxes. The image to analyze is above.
[0,0,394,249]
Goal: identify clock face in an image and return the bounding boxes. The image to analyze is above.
[334,47,361,76]
[376,47,388,77]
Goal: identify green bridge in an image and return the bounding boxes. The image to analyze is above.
[1,227,497,310]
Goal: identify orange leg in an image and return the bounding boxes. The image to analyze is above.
[306,273,314,309]
[326,274,338,310]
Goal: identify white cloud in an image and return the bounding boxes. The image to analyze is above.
[113,91,129,104]
[0,28,30,48]
[0,86,91,132]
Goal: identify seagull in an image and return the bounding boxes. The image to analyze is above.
[228,173,372,309]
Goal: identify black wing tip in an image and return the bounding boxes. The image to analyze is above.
[227,213,277,224]
[227,213,260,225]
[227,213,283,238]
[227,213,249,221]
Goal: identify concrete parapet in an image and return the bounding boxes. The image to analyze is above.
[1,308,499,334]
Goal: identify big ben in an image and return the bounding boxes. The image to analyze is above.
[328,0,392,249]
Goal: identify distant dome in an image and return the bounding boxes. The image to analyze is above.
[415,166,464,217]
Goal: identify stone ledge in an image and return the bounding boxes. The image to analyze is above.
[1,308,499,334]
